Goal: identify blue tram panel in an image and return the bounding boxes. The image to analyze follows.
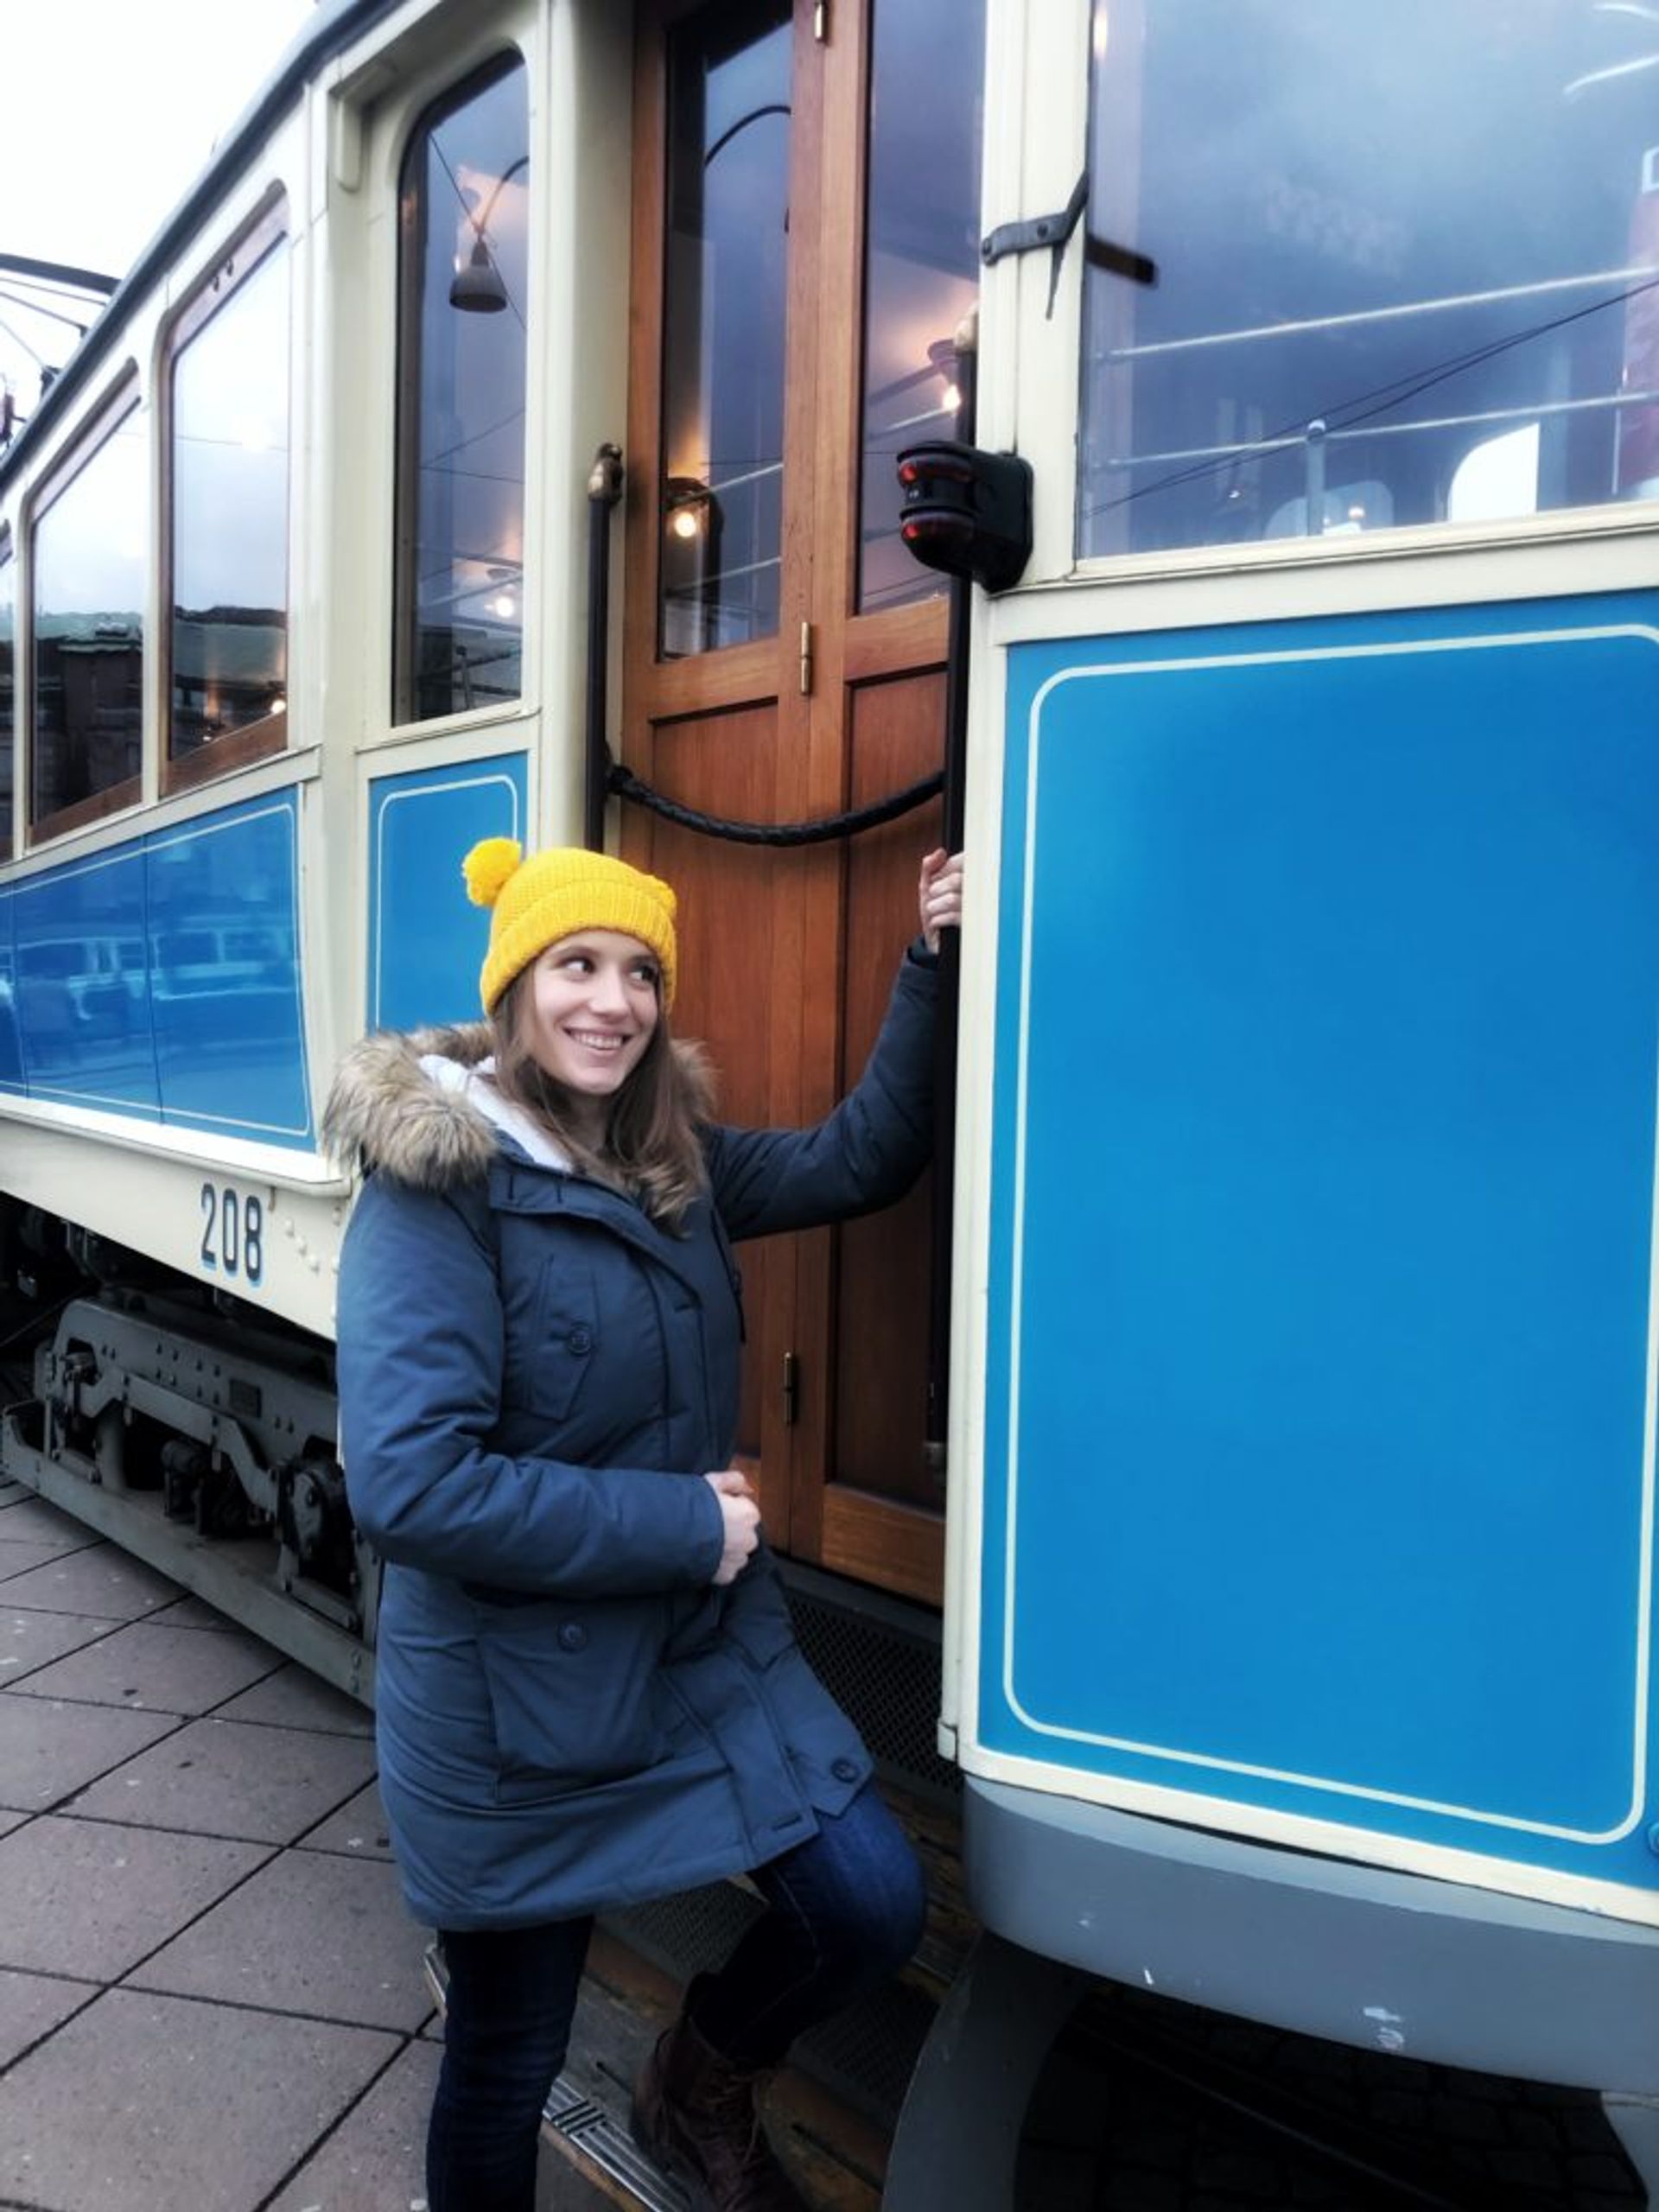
[0,794,312,1145]
[366,753,527,1032]
[982,594,1659,1896]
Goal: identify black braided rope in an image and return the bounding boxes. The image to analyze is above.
[607,763,943,847]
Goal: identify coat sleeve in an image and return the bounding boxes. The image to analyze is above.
[704,946,939,1242]
[336,1177,727,1596]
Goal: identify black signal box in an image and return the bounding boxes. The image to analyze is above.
[895,440,1033,594]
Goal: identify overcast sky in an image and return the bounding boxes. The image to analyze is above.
[1,0,316,413]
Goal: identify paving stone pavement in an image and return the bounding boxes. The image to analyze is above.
[0,1491,452,2212]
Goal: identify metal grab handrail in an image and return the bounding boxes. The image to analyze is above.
[584,443,624,849]
[606,763,943,849]
[1106,385,1659,474]
[1100,264,1656,364]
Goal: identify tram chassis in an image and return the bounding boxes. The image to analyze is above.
[1,1214,375,1702]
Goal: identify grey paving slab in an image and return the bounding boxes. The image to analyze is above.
[132,1847,431,2031]
[0,1968,94,2071]
[0,1540,82,1582]
[0,1543,182,1621]
[0,1496,103,1555]
[0,1815,270,1980]
[296,1778,397,1861]
[148,1590,237,1630]
[63,1713,377,1841]
[267,2033,442,2212]
[10,1617,283,1714]
[0,1986,398,2212]
[0,1696,180,1812]
[0,1605,121,1684]
[216,1660,375,1737]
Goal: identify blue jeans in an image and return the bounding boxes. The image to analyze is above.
[426,1783,925,2212]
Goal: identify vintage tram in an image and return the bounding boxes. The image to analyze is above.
[3,0,1658,2202]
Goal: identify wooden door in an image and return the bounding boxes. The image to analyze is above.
[622,0,984,1605]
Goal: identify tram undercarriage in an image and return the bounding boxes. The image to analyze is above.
[0,1199,375,1701]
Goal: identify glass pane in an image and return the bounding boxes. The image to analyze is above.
[0,549,13,862]
[172,239,289,762]
[1080,1,1659,558]
[397,58,528,721]
[857,0,985,613]
[33,403,146,825]
[659,0,791,658]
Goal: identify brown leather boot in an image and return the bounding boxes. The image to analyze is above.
[630,2012,812,2212]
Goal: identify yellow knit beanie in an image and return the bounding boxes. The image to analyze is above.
[463,840,679,1012]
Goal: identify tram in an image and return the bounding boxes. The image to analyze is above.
[3,0,1659,2202]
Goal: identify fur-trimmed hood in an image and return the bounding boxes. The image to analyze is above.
[322,1023,510,1192]
[323,1023,715,1192]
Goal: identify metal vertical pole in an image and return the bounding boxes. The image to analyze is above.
[923,310,977,1485]
[584,443,625,850]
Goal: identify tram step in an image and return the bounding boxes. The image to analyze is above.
[426,1931,887,2212]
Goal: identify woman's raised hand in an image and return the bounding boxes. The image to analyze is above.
[703,1468,761,1586]
[918,848,965,954]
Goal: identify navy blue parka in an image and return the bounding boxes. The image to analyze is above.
[326,949,938,1929]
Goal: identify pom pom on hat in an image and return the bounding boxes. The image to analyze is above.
[467,841,680,1012]
[463,837,524,910]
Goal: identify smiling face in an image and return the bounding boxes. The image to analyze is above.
[521,930,662,1125]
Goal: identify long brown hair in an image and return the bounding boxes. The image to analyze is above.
[486,972,713,1228]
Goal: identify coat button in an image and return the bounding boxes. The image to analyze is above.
[831,1756,860,1783]
[558,1622,588,1652]
[567,1325,594,1355]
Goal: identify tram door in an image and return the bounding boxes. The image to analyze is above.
[621,0,984,1602]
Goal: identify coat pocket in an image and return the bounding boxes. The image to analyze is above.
[503,1264,599,1425]
[719,1554,797,1670]
[475,1597,669,1805]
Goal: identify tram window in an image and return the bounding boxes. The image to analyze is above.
[394,56,529,725]
[1079,0,1659,558]
[856,0,986,613]
[658,0,791,658]
[166,208,289,790]
[31,389,146,840]
[0,537,13,863]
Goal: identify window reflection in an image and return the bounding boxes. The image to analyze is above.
[171,235,289,765]
[1080,0,1659,557]
[396,57,528,721]
[659,1,791,658]
[33,399,146,831]
[0,543,13,862]
[857,0,985,613]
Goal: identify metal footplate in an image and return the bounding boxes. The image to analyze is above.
[423,1943,690,2212]
[543,2082,690,2212]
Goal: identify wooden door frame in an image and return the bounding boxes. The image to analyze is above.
[621,0,953,1605]
[622,0,831,1556]
[787,0,950,1601]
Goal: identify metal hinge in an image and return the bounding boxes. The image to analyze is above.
[982,168,1156,317]
[799,620,814,696]
[813,0,828,41]
[782,1351,801,1426]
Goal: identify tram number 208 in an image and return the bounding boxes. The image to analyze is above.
[199,1183,265,1287]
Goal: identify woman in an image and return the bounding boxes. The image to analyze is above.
[324,837,963,2212]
